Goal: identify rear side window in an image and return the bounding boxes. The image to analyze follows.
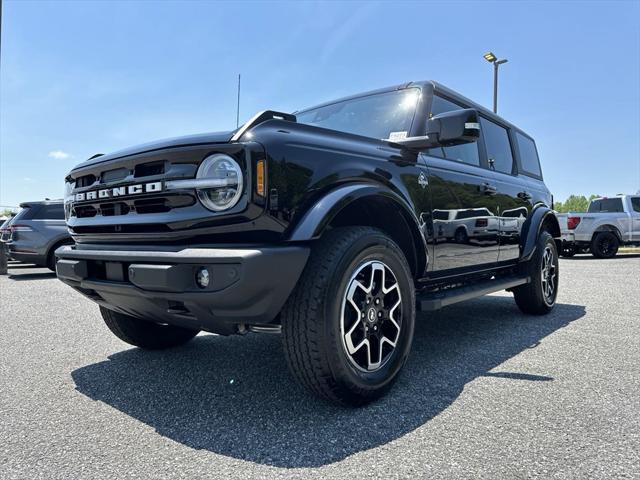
[588,198,624,213]
[515,132,542,177]
[11,207,30,222]
[480,118,514,174]
[32,205,65,219]
[426,96,480,167]
[631,197,640,213]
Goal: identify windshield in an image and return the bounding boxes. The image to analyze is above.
[296,88,420,140]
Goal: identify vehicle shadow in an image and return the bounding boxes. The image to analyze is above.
[71,296,585,468]
[8,271,56,281]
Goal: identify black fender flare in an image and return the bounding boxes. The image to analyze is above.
[288,183,428,275]
[521,206,561,261]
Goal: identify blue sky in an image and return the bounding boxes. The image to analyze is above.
[1,0,639,208]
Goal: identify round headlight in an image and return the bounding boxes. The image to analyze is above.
[196,154,243,212]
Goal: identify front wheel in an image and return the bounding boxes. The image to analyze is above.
[100,307,199,350]
[281,227,415,406]
[513,231,559,315]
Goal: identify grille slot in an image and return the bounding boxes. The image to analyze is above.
[76,175,96,188]
[134,161,165,178]
[134,198,170,214]
[100,202,130,216]
[102,168,129,183]
[74,205,98,218]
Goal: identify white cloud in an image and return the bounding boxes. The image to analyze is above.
[48,150,70,160]
[23,177,35,182]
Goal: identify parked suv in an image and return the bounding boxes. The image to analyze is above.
[1,213,17,243]
[7,200,73,270]
[56,81,560,405]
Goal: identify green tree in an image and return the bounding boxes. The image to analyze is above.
[554,194,601,213]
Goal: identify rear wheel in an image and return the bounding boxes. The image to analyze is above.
[281,226,415,406]
[454,228,468,244]
[591,231,619,259]
[100,307,199,350]
[513,231,558,315]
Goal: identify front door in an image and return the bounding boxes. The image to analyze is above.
[421,156,500,271]
[419,95,500,272]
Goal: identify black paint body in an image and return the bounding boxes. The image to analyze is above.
[58,80,559,331]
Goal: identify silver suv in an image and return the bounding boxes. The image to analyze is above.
[6,201,72,270]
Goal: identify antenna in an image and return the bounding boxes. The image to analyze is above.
[236,74,241,128]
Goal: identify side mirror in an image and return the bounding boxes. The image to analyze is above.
[392,108,480,151]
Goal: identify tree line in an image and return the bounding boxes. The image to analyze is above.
[553,195,600,213]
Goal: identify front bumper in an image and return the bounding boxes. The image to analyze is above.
[56,244,309,334]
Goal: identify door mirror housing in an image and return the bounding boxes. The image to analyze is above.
[392,108,480,151]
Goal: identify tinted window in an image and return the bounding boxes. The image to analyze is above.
[588,198,624,213]
[480,118,514,174]
[296,88,419,140]
[456,208,493,219]
[432,210,449,220]
[426,96,480,166]
[11,207,30,222]
[631,197,640,213]
[515,132,542,177]
[33,204,65,219]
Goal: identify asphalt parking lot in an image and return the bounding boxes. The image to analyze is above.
[1,255,639,479]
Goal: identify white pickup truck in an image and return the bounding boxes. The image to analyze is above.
[557,195,640,258]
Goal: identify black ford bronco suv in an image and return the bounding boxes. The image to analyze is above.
[57,81,560,406]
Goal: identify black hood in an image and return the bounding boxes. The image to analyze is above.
[72,130,235,170]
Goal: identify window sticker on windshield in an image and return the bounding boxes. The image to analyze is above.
[388,131,408,141]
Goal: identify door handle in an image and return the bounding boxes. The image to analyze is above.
[518,191,532,201]
[481,183,497,195]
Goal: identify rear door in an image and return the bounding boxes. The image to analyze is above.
[477,118,536,263]
[420,95,499,272]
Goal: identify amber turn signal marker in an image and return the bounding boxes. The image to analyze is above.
[256,160,265,196]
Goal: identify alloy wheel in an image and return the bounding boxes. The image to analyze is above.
[340,260,402,372]
[540,246,557,304]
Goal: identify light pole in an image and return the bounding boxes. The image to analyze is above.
[483,52,508,114]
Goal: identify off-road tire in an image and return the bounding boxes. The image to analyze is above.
[513,230,558,315]
[100,306,199,350]
[454,228,468,244]
[281,226,415,406]
[591,231,619,259]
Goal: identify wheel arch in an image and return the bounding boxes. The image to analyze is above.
[46,235,74,262]
[591,224,622,241]
[288,184,428,277]
[521,206,561,262]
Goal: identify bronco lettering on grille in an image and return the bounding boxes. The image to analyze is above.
[74,181,162,202]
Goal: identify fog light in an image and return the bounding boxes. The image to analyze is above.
[196,267,210,288]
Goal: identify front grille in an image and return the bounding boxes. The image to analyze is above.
[66,142,251,239]
[69,156,197,221]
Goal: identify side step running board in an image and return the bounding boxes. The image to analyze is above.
[417,275,530,311]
